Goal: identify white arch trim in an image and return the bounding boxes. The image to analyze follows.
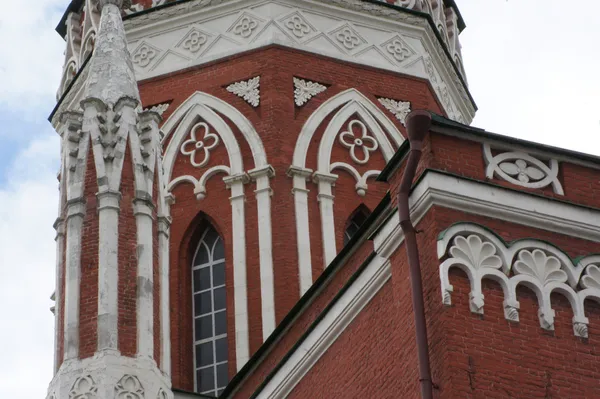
[163,103,243,181]
[317,101,396,172]
[162,91,267,172]
[293,88,404,168]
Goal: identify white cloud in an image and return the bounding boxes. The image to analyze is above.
[0,0,69,112]
[0,133,59,398]
[459,0,600,154]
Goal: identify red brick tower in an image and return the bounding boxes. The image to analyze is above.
[48,0,475,397]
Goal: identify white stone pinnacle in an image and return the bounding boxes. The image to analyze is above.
[84,0,140,106]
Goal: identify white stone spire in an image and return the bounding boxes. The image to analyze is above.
[84,0,140,106]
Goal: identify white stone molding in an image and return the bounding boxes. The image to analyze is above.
[330,162,380,197]
[119,0,473,122]
[483,143,564,195]
[179,122,220,168]
[437,223,599,337]
[338,119,380,165]
[377,97,411,126]
[224,173,251,369]
[293,77,327,107]
[287,166,314,295]
[313,172,339,267]
[257,254,391,398]
[226,76,260,107]
[291,88,403,270]
[115,375,144,399]
[248,165,277,340]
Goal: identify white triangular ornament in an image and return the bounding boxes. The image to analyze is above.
[227,76,260,107]
[293,77,327,106]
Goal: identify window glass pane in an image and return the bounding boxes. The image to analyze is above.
[195,316,212,341]
[193,268,211,292]
[354,210,369,225]
[213,263,225,287]
[215,337,228,363]
[214,287,226,311]
[213,237,225,260]
[203,227,219,249]
[194,243,209,266]
[198,367,215,392]
[194,292,212,316]
[217,363,228,388]
[214,311,227,336]
[196,342,213,368]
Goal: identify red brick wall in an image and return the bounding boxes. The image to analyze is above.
[138,46,443,389]
[78,145,99,359]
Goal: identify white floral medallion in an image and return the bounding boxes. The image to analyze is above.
[483,144,564,195]
[180,122,220,168]
[338,120,379,165]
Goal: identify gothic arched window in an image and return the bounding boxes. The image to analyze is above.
[344,206,371,245]
[192,224,228,396]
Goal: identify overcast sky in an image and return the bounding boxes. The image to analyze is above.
[0,0,598,397]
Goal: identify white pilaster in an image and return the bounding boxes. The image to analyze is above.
[313,172,338,267]
[248,165,276,340]
[157,215,172,376]
[64,198,86,360]
[224,173,250,370]
[288,166,314,295]
[53,218,65,372]
[96,190,121,351]
[134,198,155,358]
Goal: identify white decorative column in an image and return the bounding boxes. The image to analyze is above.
[61,110,88,362]
[224,173,250,369]
[288,166,314,295]
[53,217,65,372]
[313,172,338,267]
[157,215,172,376]
[96,189,121,351]
[63,198,86,360]
[134,198,155,358]
[248,165,276,340]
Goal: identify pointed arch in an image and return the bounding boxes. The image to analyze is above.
[290,89,404,274]
[292,88,404,169]
[162,91,268,179]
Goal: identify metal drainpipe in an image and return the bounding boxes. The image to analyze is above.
[397,110,434,399]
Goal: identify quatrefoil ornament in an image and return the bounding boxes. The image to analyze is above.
[339,120,379,165]
[180,122,220,168]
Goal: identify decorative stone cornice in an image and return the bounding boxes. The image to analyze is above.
[438,223,599,338]
[65,198,86,220]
